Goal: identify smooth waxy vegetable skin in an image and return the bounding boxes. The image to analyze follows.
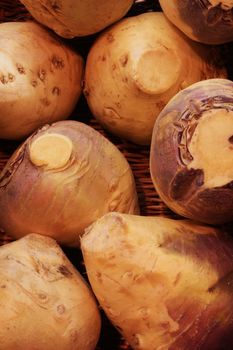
[150,78,233,225]
[0,233,101,350]
[81,212,233,350]
[0,120,139,246]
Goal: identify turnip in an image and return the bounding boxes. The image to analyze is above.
[0,120,139,246]
[19,0,134,38]
[84,12,226,145]
[0,21,83,140]
[159,0,233,44]
[0,233,101,350]
[150,78,233,225]
[81,212,233,350]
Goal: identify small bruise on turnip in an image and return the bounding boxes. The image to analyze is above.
[0,233,101,350]
[84,12,226,145]
[0,21,84,140]
[159,0,233,44]
[0,120,139,246]
[150,78,233,224]
[81,212,233,350]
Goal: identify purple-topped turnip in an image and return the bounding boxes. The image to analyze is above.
[159,0,233,44]
[0,120,139,246]
[150,78,233,224]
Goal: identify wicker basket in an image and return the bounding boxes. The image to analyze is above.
[0,1,233,349]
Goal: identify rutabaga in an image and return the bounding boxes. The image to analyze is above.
[150,78,233,225]
[0,120,139,246]
[19,0,134,38]
[0,21,84,140]
[84,12,226,145]
[81,212,233,350]
[159,0,233,44]
[0,233,101,350]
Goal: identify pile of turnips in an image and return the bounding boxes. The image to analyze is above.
[1,1,233,349]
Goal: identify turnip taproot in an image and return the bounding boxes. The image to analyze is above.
[150,78,233,225]
[0,233,101,350]
[19,0,134,38]
[84,12,226,145]
[159,0,233,44]
[81,212,233,350]
[0,120,139,246]
[0,21,83,140]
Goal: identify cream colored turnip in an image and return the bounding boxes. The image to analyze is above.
[84,12,226,145]
[0,21,84,140]
[0,233,101,350]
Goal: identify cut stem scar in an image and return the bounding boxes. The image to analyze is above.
[188,108,233,188]
[29,133,73,170]
[133,48,181,95]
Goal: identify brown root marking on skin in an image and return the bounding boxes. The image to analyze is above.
[0,75,8,84]
[95,272,103,284]
[52,86,60,95]
[106,32,115,43]
[8,73,15,82]
[38,69,46,82]
[50,0,61,11]
[16,63,26,74]
[51,55,65,69]
[83,88,90,97]
[120,54,129,67]
[0,73,15,84]
[131,334,141,348]
[58,265,73,277]
[40,98,50,106]
[115,102,121,109]
[31,80,38,87]
[170,168,204,201]
[70,329,78,342]
[102,55,106,62]
[38,293,47,300]
[57,304,66,314]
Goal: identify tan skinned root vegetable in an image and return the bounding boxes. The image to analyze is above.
[150,78,233,225]
[19,0,134,38]
[0,120,139,246]
[81,212,233,350]
[0,233,101,350]
[84,12,226,145]
[0,21,83,140]
[159,0,233,44]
